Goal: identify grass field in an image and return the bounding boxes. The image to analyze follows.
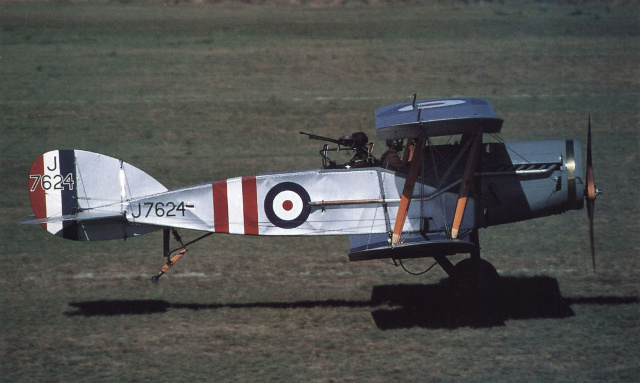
[1,1,639,382]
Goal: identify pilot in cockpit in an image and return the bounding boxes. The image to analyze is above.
[347,131,372,168]
[380,139,412,171]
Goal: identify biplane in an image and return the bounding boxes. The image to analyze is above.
[25,97,600,288]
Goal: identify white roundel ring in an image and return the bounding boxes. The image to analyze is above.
[264,182,311,229]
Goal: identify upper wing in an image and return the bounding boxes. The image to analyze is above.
[374,97,503,140]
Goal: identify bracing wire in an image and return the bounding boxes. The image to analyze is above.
[488,132,531,164]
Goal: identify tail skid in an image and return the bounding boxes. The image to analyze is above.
[150,228,214,283]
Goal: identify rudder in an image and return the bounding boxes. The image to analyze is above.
[27,150,168,240]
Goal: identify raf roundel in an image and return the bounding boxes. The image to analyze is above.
[264,182,311,229]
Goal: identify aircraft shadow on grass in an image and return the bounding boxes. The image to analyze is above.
[65,276,638,330]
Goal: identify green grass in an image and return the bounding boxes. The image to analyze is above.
[1,1,639,382]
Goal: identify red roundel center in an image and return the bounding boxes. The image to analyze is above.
[282,200,294,211]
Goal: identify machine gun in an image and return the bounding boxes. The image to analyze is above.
[299,131,355,148]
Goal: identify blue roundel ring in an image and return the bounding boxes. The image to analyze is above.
[264,182,311,229]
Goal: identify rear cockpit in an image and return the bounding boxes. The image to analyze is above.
[300,131,380,169]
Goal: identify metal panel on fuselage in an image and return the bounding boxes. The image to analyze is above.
[481,139,584,227]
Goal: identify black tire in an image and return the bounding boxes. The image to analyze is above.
[452,258,499,287]
[447,258,503,327]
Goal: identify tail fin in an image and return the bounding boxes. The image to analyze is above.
[26,150,167,241]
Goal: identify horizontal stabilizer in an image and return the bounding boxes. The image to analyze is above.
[22,212,126,225]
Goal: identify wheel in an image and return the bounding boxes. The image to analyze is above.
[447,258,503,327]
[451,257,499,288]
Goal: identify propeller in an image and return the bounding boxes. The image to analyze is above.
[585,115,601,273]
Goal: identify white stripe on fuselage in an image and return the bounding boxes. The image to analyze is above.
[226,177,245,234]
[43,151,63,235]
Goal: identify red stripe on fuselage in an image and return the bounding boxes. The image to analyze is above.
[29,156,46,228]
[242,176,259,235]
[212,180,229,233]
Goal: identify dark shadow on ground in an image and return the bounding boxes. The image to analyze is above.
[371,276,571,329]
[65,299,371,317]
[65,276,638,330]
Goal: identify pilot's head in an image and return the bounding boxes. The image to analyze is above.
[351,132,369,147]
[386,139,404,151]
